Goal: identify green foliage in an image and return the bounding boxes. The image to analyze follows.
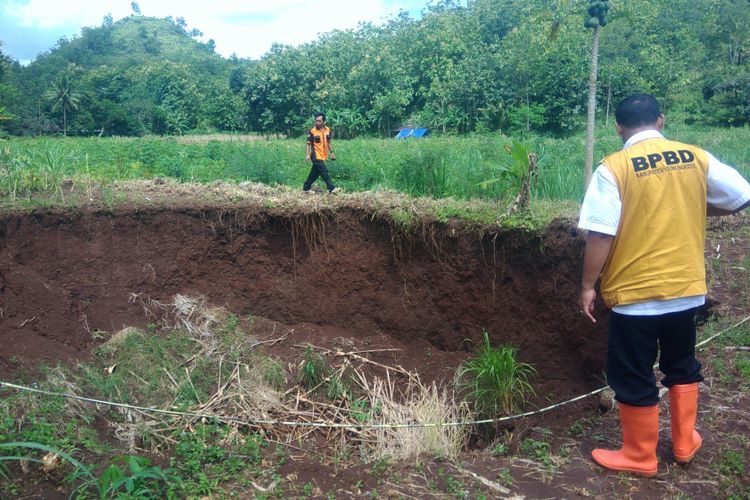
[717,448,746,477]
[490,443,507,457]
[735,354,750,384]
[0,441,96,495]
[456,331,536,418]
[97,455,183,498]
[0,318,273,498]
[2,0,749,137]
[45,65,81,136]
[262,358,288,390]
[520,437,555,468]
[1,442,183,498]
[584,0,610,28]
[2,125,748,208]
[171,422,266,496]
[394,149,448,198]
[478,139,531,197]
[298,346,329,391]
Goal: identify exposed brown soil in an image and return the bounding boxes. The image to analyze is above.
[0,203,605,402]
[2,186,749,499]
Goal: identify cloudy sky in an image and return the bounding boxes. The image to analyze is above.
[0,0,428,64]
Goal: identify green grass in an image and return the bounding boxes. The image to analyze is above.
[455,331,536,419]
[3,125,747,205]
[298,346,329,391]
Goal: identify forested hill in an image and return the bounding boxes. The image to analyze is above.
[0,0,748,138]
[0,14,246,136]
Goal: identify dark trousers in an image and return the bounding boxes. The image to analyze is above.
[607,308,703,406]
[303,160,335,192]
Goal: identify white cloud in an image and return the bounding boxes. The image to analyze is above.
[3,0,115,28]
[1,0,425,60]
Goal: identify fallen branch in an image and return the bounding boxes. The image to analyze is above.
[457,466,511,495]
[333,350,411,376]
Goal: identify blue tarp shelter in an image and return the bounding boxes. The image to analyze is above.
[395,127,430,139]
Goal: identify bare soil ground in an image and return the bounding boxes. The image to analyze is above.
[1,182,748,498]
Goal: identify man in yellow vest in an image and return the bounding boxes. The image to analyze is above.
[304,112,339,194]
[578,93,750,477]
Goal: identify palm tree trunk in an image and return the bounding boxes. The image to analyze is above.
[63,108,67,137]
[584,26,601,190]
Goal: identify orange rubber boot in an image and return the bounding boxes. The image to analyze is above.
[669,383,702,463]
[591,403,659,477]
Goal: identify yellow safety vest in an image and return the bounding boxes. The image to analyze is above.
[599,137,709,307]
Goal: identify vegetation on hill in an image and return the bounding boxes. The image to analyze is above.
[0,0,748,139]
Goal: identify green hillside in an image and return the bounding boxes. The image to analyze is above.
[1,14,245,136]
[0,0,748,138]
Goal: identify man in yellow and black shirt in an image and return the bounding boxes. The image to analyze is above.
[578,94,750,477]
[304,112,338,193]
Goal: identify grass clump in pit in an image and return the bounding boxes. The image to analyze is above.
[456,330,536,419]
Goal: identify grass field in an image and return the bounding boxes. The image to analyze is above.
[3,125,749,205]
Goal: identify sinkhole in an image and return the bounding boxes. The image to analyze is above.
[0,206,607,409]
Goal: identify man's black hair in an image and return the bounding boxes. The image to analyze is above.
[314,112,326,121]
[615,94,661,129]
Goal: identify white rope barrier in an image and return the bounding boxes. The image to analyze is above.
[1,314,747,430]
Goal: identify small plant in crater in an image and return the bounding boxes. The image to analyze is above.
[490,442,507,457]
[569,419,586,436]
[301,482,315,498]
[445,474,468,498]
[298,346,329,390]
[273,444,289,466]
[497,468,513,486]
[370,456,390,476]
[262,358,287,390]
[350,397,371,422]
[734,353,750,385]
[224,313,240,334]
[456,331,536,418]
[520,437,553,467]
[325,372,352,401]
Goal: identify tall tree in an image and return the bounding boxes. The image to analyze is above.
[47,66,80,136]
[583,0,609,188]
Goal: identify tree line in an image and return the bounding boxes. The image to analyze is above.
[0,0,748,138]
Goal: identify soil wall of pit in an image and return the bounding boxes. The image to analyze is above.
[0,208,607,398]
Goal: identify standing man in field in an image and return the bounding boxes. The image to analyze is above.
[578,93,750,477]
[304,112,339,194]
